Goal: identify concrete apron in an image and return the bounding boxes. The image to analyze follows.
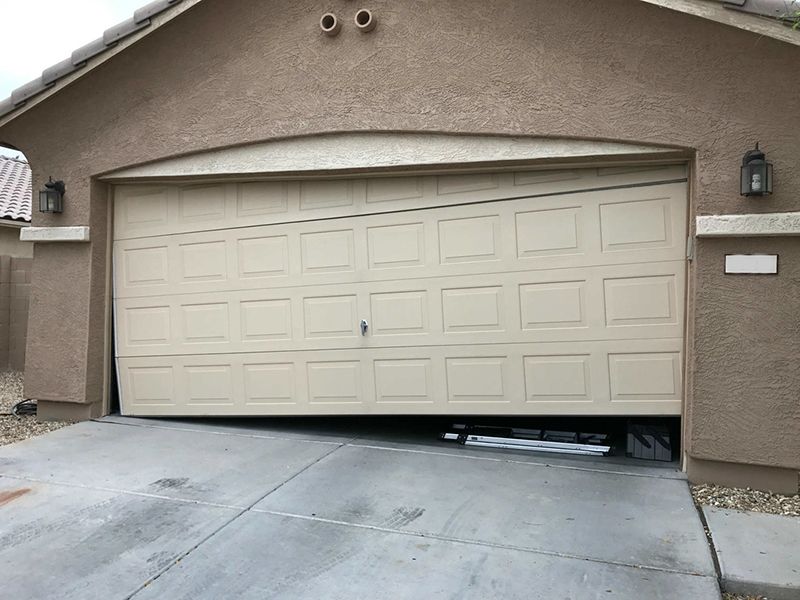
[703,506,800,600]
[0,418,719,599]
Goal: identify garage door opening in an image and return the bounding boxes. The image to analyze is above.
[111,164,688,418]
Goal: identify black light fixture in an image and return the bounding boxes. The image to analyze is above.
[39,177,65,213]
[740,143,773,197]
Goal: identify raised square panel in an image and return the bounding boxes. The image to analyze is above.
[303,295,357,338]
[120,188,169,228]
[128,367,174,406]
[516,207,581,257]
[524,355,590,402]
[446,357,507,402]
[439,216,500,264]
[367,223,424,269]
[371,291,427,335]
[597,165,672,177]
[237,182,289,217]
[366,177,424,203]
[125,306,170,346]
[609,352,681,401]
[179,185,225,221]
[238,236,289,278]
[513,170,581,186]
[374,359,432,403]
[300,180,354,210]
[181,303,229,343]
[520,281,585,329]
[244,363,295,405]
[123,247,168,286]
[604,275,676,326]
[301,230,355,274]
[241,299,291,341]
[180,241,227,281]
[307,361,361,404]
[443,287,503,332]
[437,173,499,196]
[600,198,671,251]
[185,365,233,405]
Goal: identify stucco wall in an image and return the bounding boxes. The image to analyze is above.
[0,0,798,479]
[0,255,31,371]
[0,227,32,258]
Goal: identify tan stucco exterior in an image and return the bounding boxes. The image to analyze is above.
[0,0,797,491]
[0,226,32,258]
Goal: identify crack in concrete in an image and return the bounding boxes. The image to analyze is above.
[253,508,716,580]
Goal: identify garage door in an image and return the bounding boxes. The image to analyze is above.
[113,165,688,416]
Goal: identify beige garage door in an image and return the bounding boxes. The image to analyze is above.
[113,165,688,416]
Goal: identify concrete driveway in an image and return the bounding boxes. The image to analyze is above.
[0,417,719,599]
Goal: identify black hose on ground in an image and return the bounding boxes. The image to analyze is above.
[11,399,36,417]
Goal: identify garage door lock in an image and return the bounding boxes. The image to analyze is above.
[360,319,369,336]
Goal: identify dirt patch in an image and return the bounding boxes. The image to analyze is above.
[0,488,30,507]
[0,371,71,447]
[692,483,800,517]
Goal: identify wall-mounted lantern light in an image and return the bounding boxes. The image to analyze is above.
[39,177,65,213]
[740,143,773,197]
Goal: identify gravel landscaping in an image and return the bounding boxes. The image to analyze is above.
[692,483,800,517]
[722,594,767,600]
[0,371,70,446]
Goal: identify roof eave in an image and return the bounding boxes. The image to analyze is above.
[0,0,205,130]
[637,0,800,47]
[0,218,30,229]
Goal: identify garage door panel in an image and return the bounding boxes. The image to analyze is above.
[178,184,228,222]
[118,339,682,416]
[442,286,505,333]
[115,168,687,417]
[374,359,435,404]
[523,354,594,404]
[520,280,587,330]
[302,295,359,339]
[609,352,682,403]
[243,362,297,406]
[599,195,674,253]
[237,235,290,279]
[370,291,429,336]
[515,205,584,258]
[113,166,686,241]
[237,181,290,217]
[115,261,685,357]
[438,214,502,264]
[367,222,425,269]
[240,299,293,341]
[300,229,356,274]
[114,183,687,300]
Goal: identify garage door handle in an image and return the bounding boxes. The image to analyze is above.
[360,319,369,336]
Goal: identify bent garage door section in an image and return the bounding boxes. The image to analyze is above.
[113,166,688,416]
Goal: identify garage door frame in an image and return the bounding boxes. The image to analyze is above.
[105,151,693,418]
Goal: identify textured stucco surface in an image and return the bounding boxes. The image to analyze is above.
[19,227,91,242]
[0,226,32,258]
[101,133,679,179]
[692,237,800,471]
[0,0,798,476]
[696,212,800,237]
